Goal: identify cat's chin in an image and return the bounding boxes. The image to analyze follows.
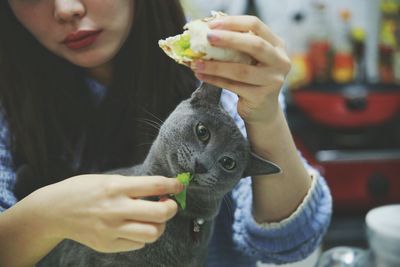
[181,193,222,219]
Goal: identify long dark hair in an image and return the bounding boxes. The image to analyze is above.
[0,0,197,199]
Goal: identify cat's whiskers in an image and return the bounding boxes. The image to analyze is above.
[206,187,218,210]
[140,107,165,124]
[136,142,156,147]
[134,118,162,131]
[135,124,159,140]
[208,187,215,204]
[136,122,159,133]
[222,195,235,223]
[212,188,221,208]
[143,119,162,130]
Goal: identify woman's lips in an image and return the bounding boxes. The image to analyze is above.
[62,30,102,50]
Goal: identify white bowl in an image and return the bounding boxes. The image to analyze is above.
[366,205,400,267]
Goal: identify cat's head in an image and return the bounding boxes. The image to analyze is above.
[158,82,280,219]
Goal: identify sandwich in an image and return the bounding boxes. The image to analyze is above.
[158,11,253,66]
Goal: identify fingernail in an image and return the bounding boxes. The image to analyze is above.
[177,182,185,192]
[207,31,220,43]
[194,60,205,71]
[209,19,223,29]
[159,196,168,201]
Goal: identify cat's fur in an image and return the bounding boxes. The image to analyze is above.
[37,83,280,267]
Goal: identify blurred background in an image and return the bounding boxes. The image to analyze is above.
[180,0,400,266]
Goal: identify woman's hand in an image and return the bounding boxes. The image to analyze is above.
[191,15,291,125]
[32,174,183,253]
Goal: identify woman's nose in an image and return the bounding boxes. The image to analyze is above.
[54,0,85,23]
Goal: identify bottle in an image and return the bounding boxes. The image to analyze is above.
[331,9,355,84]
[287,11,313,89]
[378,0,399,83]
[309,1,332,83]
[351,27,367,83]
[394,50,400,83]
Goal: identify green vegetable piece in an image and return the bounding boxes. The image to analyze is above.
[171,32,191,57]
[174,172,193,209]
[177,33,191,50]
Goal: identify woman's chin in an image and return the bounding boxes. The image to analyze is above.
[59,46,116,69]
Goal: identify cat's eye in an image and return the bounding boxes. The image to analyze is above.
[195,122,210,142]
[219,156,237,171]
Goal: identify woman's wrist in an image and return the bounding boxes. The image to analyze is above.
[22,187,65,241]
[244,107,312,222]
[244,106,286,160]
[0,188,64,267]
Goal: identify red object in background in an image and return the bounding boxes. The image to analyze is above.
[379,45,395,83]
[295,139,400,212]
[291,84,400,212]
[323,160,400,211]
[332,52,355,84]
[293,90,400,127]
[309,41,331,83]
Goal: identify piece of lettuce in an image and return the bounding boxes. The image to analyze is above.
[171,32,190,57]
[170,33,204,60]
[173,172,193,209]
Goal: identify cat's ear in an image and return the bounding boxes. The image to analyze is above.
[190,82,222,105]
[242,152,281,178]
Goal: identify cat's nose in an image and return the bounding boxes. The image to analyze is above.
[194,160,208,174]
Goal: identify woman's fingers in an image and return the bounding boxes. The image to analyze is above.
[194,72,257,98]
[111,175,184,198]
[116,221,166,244]
[194,70,285,100]
[204,15,291,74]
[208,15,284,48]
[116,198,178,224]
[207,30,283,66]
[193,60,283,86]
[107,221,165,253]
[49,175,182,254]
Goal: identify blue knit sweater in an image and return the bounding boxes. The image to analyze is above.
[0,80,332,266]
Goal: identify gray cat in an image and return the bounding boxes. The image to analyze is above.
[37,82,280,267]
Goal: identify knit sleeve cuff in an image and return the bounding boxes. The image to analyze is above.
[232,170,332,263]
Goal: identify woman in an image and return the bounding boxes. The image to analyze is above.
[0,1,332,267]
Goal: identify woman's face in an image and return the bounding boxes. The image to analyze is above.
[8,0,134,68]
